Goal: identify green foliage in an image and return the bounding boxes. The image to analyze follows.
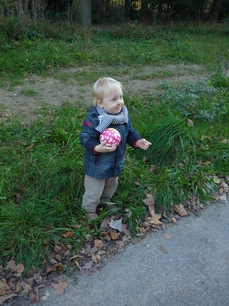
[145,167,182,212]
[146,113,196,166]
[20,88,38,96]
[196,139,229,175]
[0,23,229,83]
[209,64,229,88]
[0,78,228,270]
[158,80,229,122]
[0,22,229,272]
[0,197,66,270]
[37,155,83,199]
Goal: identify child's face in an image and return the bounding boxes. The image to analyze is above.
[97,85,124,115]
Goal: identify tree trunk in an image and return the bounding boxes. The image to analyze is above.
[141,0,150,15]
[72,0,92,27]
[207,0,224,22]
[105,0,110,13]
[125,0,129,22]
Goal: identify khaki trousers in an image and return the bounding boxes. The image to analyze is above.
[82,175,118,213]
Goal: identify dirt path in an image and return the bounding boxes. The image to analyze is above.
[0,64,209,123]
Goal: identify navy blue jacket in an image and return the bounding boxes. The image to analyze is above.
[80,105,141,179]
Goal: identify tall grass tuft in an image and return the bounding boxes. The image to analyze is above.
[38,154,83,199]
[0,197,67,271]
[146,113,196,166]
[149,167,181,212]
[197,141,229,175]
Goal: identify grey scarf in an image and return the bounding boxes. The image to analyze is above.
[95,106,128,133]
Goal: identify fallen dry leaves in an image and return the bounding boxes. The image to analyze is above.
[161,245,169,254]
[40,291,50,301]
[0,261,41,305]
[108,218,123,232]
[5,261,24,276]
[1,178,228,305]
[174,204,188,217]
[163,233,172,239]
[50,280,67,295]
[110,232,120,240]
[143,193,155,210]
[149,209,163,225]
[61,231,74,238]
[92,255,101,264]
[24,143,34,152]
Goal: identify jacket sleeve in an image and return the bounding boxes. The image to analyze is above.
[80,110,100,154]
[126,117,141,147]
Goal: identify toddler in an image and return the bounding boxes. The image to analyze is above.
[80,77,151,220]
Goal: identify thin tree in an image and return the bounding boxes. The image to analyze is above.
[72,0,92,27]
[207,0,224,22]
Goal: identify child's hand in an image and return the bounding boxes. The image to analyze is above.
[94,141,117,153]
[136,138,151,151]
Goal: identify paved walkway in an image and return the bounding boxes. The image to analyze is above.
[7,199,229,306]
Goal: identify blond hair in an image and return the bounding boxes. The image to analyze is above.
[92,77,123,107]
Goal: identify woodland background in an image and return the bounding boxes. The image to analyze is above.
[0,0,228,28]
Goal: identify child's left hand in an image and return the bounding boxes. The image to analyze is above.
[136,138,151,151]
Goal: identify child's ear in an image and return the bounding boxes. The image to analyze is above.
[97,100,103,107]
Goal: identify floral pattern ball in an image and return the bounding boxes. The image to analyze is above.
[100,128,121,147]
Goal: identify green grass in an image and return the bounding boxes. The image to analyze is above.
[0,22,229,273]
[20,88,38,96]
[0,23,229,84]
[145,113,196,166]
[0,77,228,271]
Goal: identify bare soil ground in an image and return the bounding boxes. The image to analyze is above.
[0,64,209,123]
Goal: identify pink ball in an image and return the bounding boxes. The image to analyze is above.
[100,128,121,147]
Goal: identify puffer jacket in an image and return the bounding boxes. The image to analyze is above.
[80,105,141,179]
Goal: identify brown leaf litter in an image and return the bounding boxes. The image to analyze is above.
[1,178,228,305]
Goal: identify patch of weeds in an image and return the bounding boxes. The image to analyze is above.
[1,23,229,83]
[158,70,174,78]
[145,113,196,166]
[184,166,215,201]
[0,106,89,269]
[124,94,144,111]
[141,70,174,80]
[28,78,36,84]
[196,138,229,176]
[0,79,7,87]
[113,152,150,234]
[72,70,98,84]
[127,203,147,236]
[167,38,198,63]
[7,79,23,91]
[0,197,67,271]
[0,103,5,112]
[158,80,228,122]
[209,64,229,88]
[55,72,69,82]
[20,88,38,96]
[78,88,86,93]
[139,165,214,213]
[137,167,180,212]
[37,155,83,199]
[78,94,85,101]
[139,75,148,81]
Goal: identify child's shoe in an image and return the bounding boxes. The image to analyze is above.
[105,204,117,211]
[87,212,98,220]
[98,203,117,211]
